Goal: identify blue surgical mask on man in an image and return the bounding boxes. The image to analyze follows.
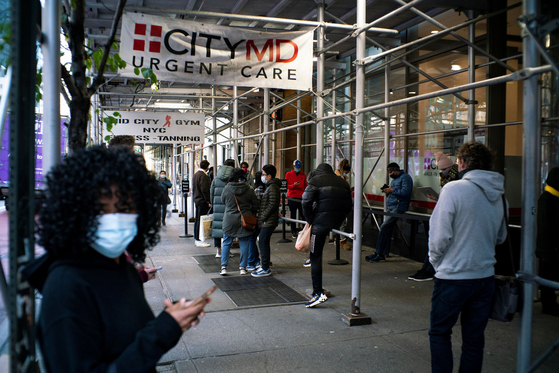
[90,213,138,258]
[294,168,301,172]
[261,176,267,184]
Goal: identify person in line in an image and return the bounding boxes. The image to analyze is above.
[334,159,354,251]
[408,153,459,282]
[108,135,136,150]
[536,167,559,316]
[286,159,307,239]
[193,160,212,247]
[366,162,413,262]
[27,146,209,372]
[219,168,258,275]
[247,171,265,271]
[302,163,352,308]
[428,142,507,373]
[210,159,236,258]
[159,170,172,227]
[252,165,281,278]
[241,161,249,174]
[208,166,214,184]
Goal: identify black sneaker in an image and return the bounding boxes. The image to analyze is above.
[369,254,385,262]
[365,252,379,262]
[305,293,328,308]
[408,270,434,282]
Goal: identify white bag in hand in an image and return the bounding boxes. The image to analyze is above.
[295,223,312,253]
[200,214,213,242]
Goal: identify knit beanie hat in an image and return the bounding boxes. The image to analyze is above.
[387,162,400,172]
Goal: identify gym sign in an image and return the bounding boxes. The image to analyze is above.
[120,13,313,90]
[106,112,206,144]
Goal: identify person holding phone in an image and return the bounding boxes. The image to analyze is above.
[285,160,307,239]
[25,147,210,373]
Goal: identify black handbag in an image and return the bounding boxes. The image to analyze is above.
[489,195,520,322]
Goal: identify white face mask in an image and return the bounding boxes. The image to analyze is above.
[91,213,138,258]
[261,176,267,184]
[160,174,166,179]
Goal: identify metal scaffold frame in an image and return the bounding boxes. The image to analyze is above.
[7,0,558,371]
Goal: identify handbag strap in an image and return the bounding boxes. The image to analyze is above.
[501,195,516,274]
[233,195,242,214]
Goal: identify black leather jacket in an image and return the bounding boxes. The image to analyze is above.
[302,163,353,236]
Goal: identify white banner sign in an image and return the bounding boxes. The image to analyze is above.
[107,112,205,144]
[120,13,313,90]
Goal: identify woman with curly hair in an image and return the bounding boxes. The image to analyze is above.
[27,146,209,373]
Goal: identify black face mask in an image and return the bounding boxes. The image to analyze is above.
[389,172,398,179]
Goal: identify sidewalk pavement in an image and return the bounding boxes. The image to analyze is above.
[146,215,558,373]
[0,210,558,372]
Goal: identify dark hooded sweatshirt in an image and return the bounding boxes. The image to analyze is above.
[537,167,559,259]
[34,251,182,373]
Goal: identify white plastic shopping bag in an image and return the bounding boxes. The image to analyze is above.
[200,214,213,242]
[295,223,312,253]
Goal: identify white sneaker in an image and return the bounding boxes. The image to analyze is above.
[220,267,227,276]
[240,268,247,275]
[216,249,221,258]
[195,240,211,247]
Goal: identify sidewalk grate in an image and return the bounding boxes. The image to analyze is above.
[192,254,239,273]
[211,276,307,307]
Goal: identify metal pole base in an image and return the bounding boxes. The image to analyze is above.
[172,209,178,213]
[341,312,373,326]
[277,238,292,243]
[328,259,349,265]
[179,213,185,217]
[189,217,195,222]
[179,234,194,238]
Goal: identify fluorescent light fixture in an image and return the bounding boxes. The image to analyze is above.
[153,102,192,109]
[451,64,461,71]
[409,91,416,95]
[431,30,439,34]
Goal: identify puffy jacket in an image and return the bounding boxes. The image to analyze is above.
[387,171,413,212]
[302,163,353,236]
[537,167,559,259]
[258,178,281,228]
[221,181,258,238]
[210,165,234,239]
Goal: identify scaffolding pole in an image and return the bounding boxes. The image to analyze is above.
[316,1,325,164]
[468,10,476,142]
[518,0,539,371]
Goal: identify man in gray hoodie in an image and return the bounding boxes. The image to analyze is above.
[428,142,507,373]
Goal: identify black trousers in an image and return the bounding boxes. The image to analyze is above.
[310,234,327,296]
[540,256,559,310]
[288,199,305,234]
[194,203,210,241]
[160,203,168,224]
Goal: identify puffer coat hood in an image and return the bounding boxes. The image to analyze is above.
[210,165,236,239]
[302,163,353,236]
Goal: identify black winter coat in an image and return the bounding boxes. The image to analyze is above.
[33,251,182,373]
[258,178,281,228]
[537,167,559,259]
[210,165,234,239]
[193,170,211,206]
[302,163,353,236]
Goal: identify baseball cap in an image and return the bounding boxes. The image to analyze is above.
[294,160,302,168]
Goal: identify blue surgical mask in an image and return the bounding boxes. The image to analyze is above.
[261,176,267,184]
[294,168,301,172]
[160,175,166,179]
[90,213,138,258]
[344,172,349,177]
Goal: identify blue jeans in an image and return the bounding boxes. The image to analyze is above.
[248,228,261,268]
[259,227,274,270]
[375,209,403,256]
[221,235,251,269]
[429,277,495,373]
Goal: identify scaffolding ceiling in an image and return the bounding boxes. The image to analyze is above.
[82,0,492,117]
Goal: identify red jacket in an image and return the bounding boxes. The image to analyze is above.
[285,169,307,199]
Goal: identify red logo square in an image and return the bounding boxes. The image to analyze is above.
[149,41,161,53]
[133,39,145,51]
[151,25,162,38]
[134,23,146,36]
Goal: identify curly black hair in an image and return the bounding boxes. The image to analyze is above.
[457,141,495,171]
[37,146,162,263]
